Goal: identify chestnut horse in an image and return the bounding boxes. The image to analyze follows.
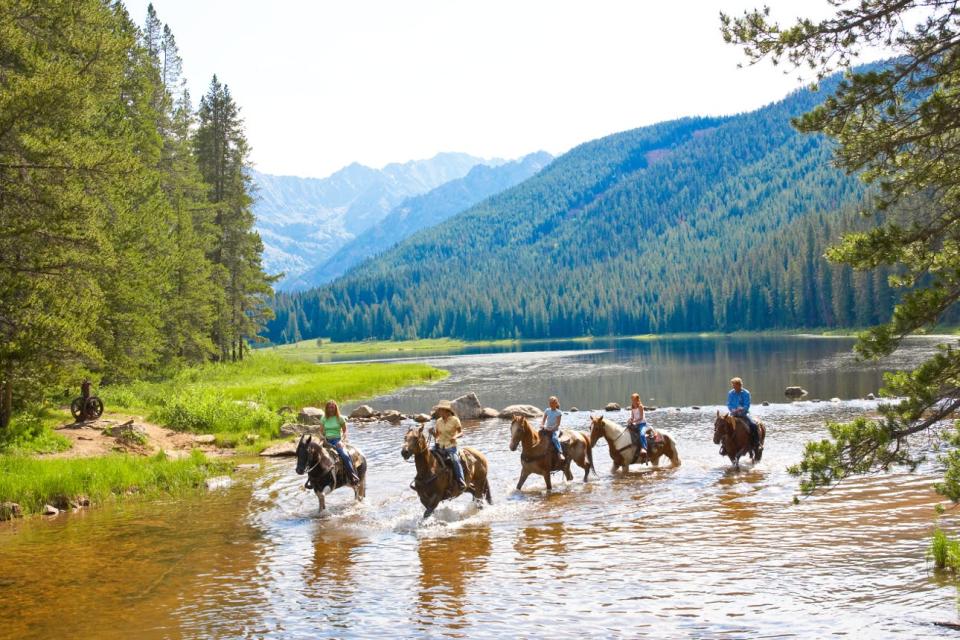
[713,412,765,469]
[295,434,367,511]
[401,424,493,519]
[589,415,681,473]
[509,415,595,490]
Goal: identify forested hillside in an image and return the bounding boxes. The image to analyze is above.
[266,77,894,343]
[295,151,553,288]
[0,3,272,425]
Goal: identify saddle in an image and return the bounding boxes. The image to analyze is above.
[536,429,568,471]
[626,425,662,464]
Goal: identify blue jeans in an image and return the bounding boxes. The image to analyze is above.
[629,422,648,450]
[327,437,357,477]
[434,444,465,485]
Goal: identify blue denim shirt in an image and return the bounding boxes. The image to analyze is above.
[727,388,751,414]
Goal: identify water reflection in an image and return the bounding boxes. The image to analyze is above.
[415,527,492,633]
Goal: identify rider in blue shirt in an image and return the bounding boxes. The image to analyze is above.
[727,377,759,448]
[540,396,564,462]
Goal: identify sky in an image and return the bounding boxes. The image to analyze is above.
[121,1,866,179]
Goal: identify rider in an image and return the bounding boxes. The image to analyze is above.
[431,400,466,490]
[322,400,360,485]
[727,377,760,449]
[539,395,564,464]
[626,392,648,456]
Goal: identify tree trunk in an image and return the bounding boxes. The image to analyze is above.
[0,374,12,431]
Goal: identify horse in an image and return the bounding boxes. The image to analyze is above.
[589,415,681,473]
[295,434,367,511]
[713,411,765,469]
[508,415,595,490]
[401,424,493,519]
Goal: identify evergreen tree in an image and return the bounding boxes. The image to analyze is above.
[722,1,960,497]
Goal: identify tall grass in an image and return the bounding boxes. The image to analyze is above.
[0,450,231,515]
[0,408,71,455]
[930,529,960,571]
[100,352,445,436]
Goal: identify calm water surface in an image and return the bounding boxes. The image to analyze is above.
[3,336,960,639]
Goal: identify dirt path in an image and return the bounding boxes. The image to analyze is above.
[45,414,233,459]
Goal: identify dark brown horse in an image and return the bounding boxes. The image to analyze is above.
[713,411,766,469]
[589,415,681,473]
[295,434,367,511]
[509,415,594,490]
[401,424,492,519]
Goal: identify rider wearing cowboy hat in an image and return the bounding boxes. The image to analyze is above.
[431,399,466,490]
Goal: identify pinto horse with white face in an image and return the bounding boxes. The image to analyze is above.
[509,415,594,490]
[589,415,681,473]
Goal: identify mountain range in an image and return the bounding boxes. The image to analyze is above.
[252,152,502,287]
[265,73,899,344]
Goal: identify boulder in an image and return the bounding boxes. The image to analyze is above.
[784,386,808,398]
[691,406,701,410]
[43,504,59,516]
[0,502,23,521]
[109,423,147,442]
[479,407,500,420]
[204,476,233,490]
[413,413,431,423]
[381,410,404,423]
[280,422,322,437]
[298,407,325,425]
[605,402,621,411]
[866,392,875,400]
[569,407,579,412]
[498,404,543,419]
[762,401,770,407]
[350,405,376,419]
[451,393,483,420]
[646,406,658,412]
[193,434,216,444]
[259,441,298,457]
[830,397,841,403]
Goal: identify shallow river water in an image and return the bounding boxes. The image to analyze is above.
[3,336,960,639]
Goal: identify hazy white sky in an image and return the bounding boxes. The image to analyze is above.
[122,1,860,178]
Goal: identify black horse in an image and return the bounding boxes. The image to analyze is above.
[295,434,367,511]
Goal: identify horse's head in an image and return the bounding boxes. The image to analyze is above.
[295,434,313,474]
[509,414,528,451]
[713,411,734,445]
[402,424,427,460]
[589,415,606,446]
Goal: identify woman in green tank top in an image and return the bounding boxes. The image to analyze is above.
[322,400,359,485]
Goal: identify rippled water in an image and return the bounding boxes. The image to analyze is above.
[3,337,960,638]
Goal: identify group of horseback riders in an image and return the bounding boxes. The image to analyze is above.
[296,375,765,516]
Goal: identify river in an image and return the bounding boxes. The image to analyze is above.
[2,335,960,638]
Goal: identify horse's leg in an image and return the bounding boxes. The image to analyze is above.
[544,472,552,491]
[650,453,661,467]
[423,495,441,519]
[563,455,574,481]
[516,469,531,491]
[314,489,326,512]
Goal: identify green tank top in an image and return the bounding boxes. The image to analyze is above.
[321,415,345,440]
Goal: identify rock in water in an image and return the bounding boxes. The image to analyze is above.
[605,402,621,411]
[259,441,298,457]
[866,392,875,400]
[413,413,431,423]
[479,407,499,419]
[762,401,770,406]
[205,476,233,490]
[42,504,59,516]
[381,410,404,423]
[830,397,841,403]
[569,407,579,412]
[349,405,376,419]
[498,405,543,419]
[784,386,807,398]
[452,393,483,420]
[298,407,324,425]
[280,422,322,437]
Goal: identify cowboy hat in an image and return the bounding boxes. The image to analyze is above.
[431,399,456,415]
